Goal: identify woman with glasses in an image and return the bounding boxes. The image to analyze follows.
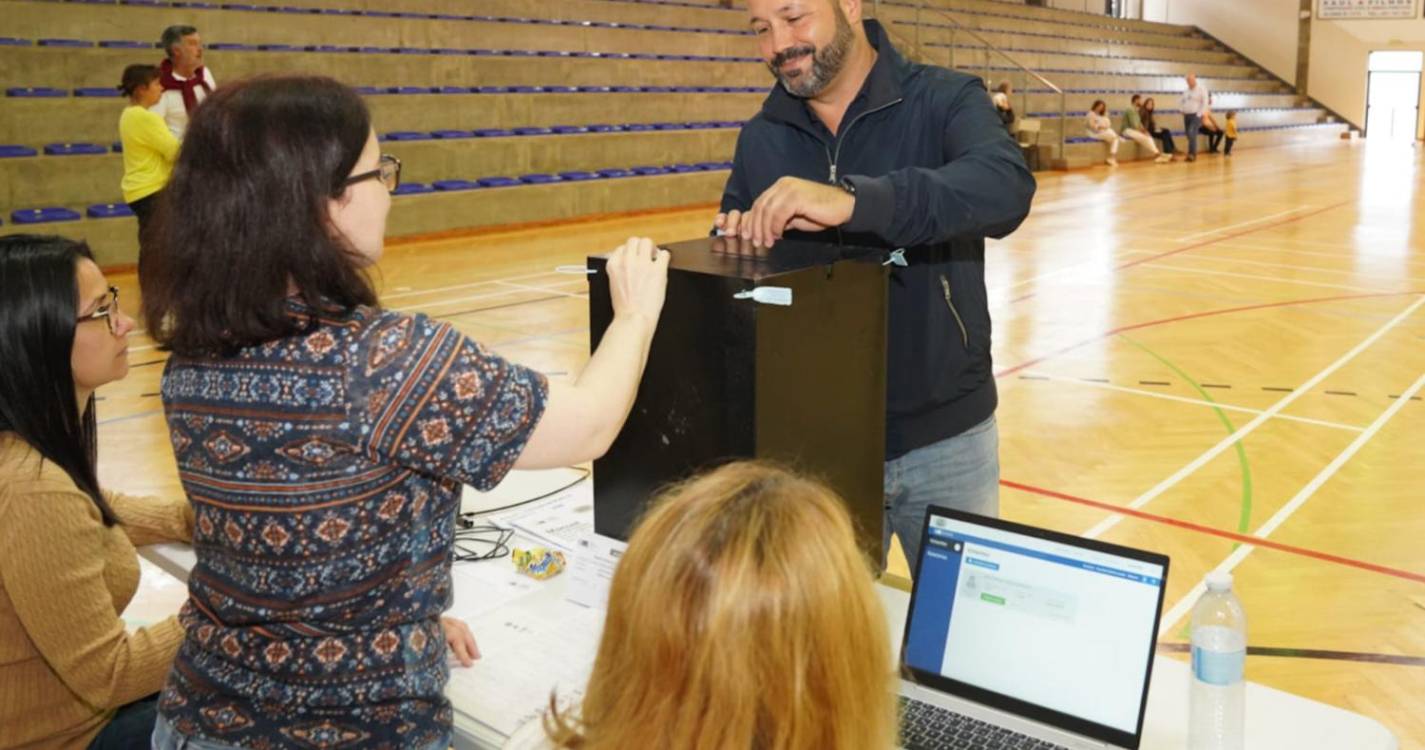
[138,76,670,749]
[0,234,195,749]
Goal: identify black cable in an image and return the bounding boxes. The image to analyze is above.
[452,524,515,563]
[460,467,591,519]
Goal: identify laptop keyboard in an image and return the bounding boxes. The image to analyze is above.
[899,696,1069,750]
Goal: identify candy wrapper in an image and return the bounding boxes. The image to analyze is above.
[512,546,566,580]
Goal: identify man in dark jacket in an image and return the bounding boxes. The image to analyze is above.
[716,0,1035,569]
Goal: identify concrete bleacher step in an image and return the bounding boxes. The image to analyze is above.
[1057,122,1347,168]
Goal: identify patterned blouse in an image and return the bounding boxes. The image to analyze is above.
[156,300,548,749]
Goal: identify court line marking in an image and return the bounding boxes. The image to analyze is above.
[1154,642,1425,667]
[999,480,1425,587]
[495,280,588,299]
[1080,295,1425,540]
[1156,369,1425,636]
[1158,253,1425,285]
[1173,206,1317,242]
[1140,263,1390,294]
[1020,371,1365,433]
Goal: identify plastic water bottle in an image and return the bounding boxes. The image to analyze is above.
[1189,571,1246,749]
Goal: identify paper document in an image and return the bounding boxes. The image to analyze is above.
[566,533,626,611]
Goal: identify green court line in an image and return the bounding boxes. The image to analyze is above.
[1118,334,1256,640]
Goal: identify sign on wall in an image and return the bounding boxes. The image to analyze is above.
[1317,0,1418,19]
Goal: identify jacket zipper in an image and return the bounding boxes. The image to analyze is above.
[824,97,903,246]
[939,274,969,348]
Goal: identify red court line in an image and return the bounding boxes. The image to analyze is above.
[995,291,1422,379]
[1007,200,1352,304]
[1001,479,1425,585]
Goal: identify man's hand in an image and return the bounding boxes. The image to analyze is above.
[713,176,855,248]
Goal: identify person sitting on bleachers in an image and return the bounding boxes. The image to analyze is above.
[506,461,898,750]
[117,64,179,252]
[1085,100,1120,167]
[1141,96,1177,160]
[1121,94,1168,163]
[992,81,1016,135]
[153,25,214,138]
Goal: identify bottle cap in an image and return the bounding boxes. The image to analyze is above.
[1205,571,1233,592]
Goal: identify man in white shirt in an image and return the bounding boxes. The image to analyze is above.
[152,25,216,138]
[1178,73,1208,162]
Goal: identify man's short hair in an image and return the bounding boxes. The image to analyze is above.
[161,25,198,59]
[1131,94,1142,103]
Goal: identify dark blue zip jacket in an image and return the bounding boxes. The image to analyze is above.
[719,19,1036,460]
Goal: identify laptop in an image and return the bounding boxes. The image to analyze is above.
[897,507,1169,750]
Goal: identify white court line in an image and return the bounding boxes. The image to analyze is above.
[1173,206,1314,243]
[1021,371,1365,433]
[380,269,567,301]
[1161,254,1425,285]
[390,279,586,313]
[1200,240,1425,270]
[1157,369,1425,637]
[495,280,588,299]
[1140,263,1389,294]
[1083,295,1425,540]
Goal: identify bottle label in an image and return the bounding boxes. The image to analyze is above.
[1192,645,1245,686]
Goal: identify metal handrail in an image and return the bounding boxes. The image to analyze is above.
[873,0,1067,163]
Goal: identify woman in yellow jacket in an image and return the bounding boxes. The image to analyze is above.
[117,65,179,249]
[0,234,193,749]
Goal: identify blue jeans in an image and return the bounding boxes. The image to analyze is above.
[86,696,157,750]
[883,415,999,573]
[1184,114,1202,157]
[151,715,244,750]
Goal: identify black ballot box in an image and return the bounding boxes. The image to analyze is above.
[587,235,888,561]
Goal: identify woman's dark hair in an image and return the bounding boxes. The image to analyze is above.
[1091,99,1106,114]
[0,234,118,526]
[1144,97,1156,110]
[140,75,378,357]
[118,64,160,98]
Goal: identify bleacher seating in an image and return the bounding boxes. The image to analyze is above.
[0,0,1349,265]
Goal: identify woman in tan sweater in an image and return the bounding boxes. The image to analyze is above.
[0,234,193,750]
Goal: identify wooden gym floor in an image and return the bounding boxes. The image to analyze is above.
[97,138,1424,746]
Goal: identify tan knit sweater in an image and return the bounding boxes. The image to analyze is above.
[0,435,193,750]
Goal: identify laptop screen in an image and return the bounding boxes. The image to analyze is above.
[902,508,1168,747]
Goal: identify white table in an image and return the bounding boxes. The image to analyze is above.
[139,482,1397,750]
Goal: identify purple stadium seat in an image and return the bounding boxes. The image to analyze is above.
[394,86,435,94]
[551,126,589,135]
[597,168,633,179]
[576,86,612,93]
[558,171,598,181]
[74,88,122,98]
[622,124,654,132]
[209,43,258,50]
[310,45,357,53]
[436,86,473,94]
[667,164,703,173]
[45,143,108,156]
[587,124,621,133]
[508,86,541,93]
[477,177,521,188]
[432,130,476,139]
[392,183,433,195]
[0,145,39,158]
[353,86,382,95]
[87,203,135,219]
[473,129,514,138]
[630,166,668,176]
[38,39,92,48]
[358,46,393,54]
[99,41,152,49]
[0,38,30,47]
[652,123,686,130]
[543,86,578,93]
[512,127,553,136]
[519,174,562,184]
[11,208,82,224]
[476,86,511,94]
[380,132,433,141]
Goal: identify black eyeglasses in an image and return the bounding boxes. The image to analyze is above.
[78,286,121,335]
[344,153,402,193]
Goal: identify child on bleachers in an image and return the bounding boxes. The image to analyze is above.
[1224,111,1238,156]
[117,64,179,252]
[1085,100,1120,167]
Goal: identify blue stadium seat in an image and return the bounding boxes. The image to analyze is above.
[0,145,39,158]
[75,88,122,98]
[558,171,599,181]
[394,86,435,94]
[100,40,153,48]
[630,166,668,176]
[551,126,589,135]
[7,88,67,98]
[696,161,734,170]
[587,125,621,133]
[209,43,257,50]
[477,177,521,188]
[380,132,434,141]
[11,208,82,224]
[596,168,633,179]
[45,143,108,156]
[473,129,514,138]
[476,86,510,94]
[667,164,703,173]
[38,39,93,47]
[259,44,301,51]
[87,203,135,219]
[433,180,481,191]
[392,183,433,195]
[437,86,473,94]
[432,130,476,139]
[0,38,30,46]
[519,174,561,184]
[112,142,123,153]
[512,127,553,136]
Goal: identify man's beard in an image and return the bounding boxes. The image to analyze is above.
[767,10,855,98]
